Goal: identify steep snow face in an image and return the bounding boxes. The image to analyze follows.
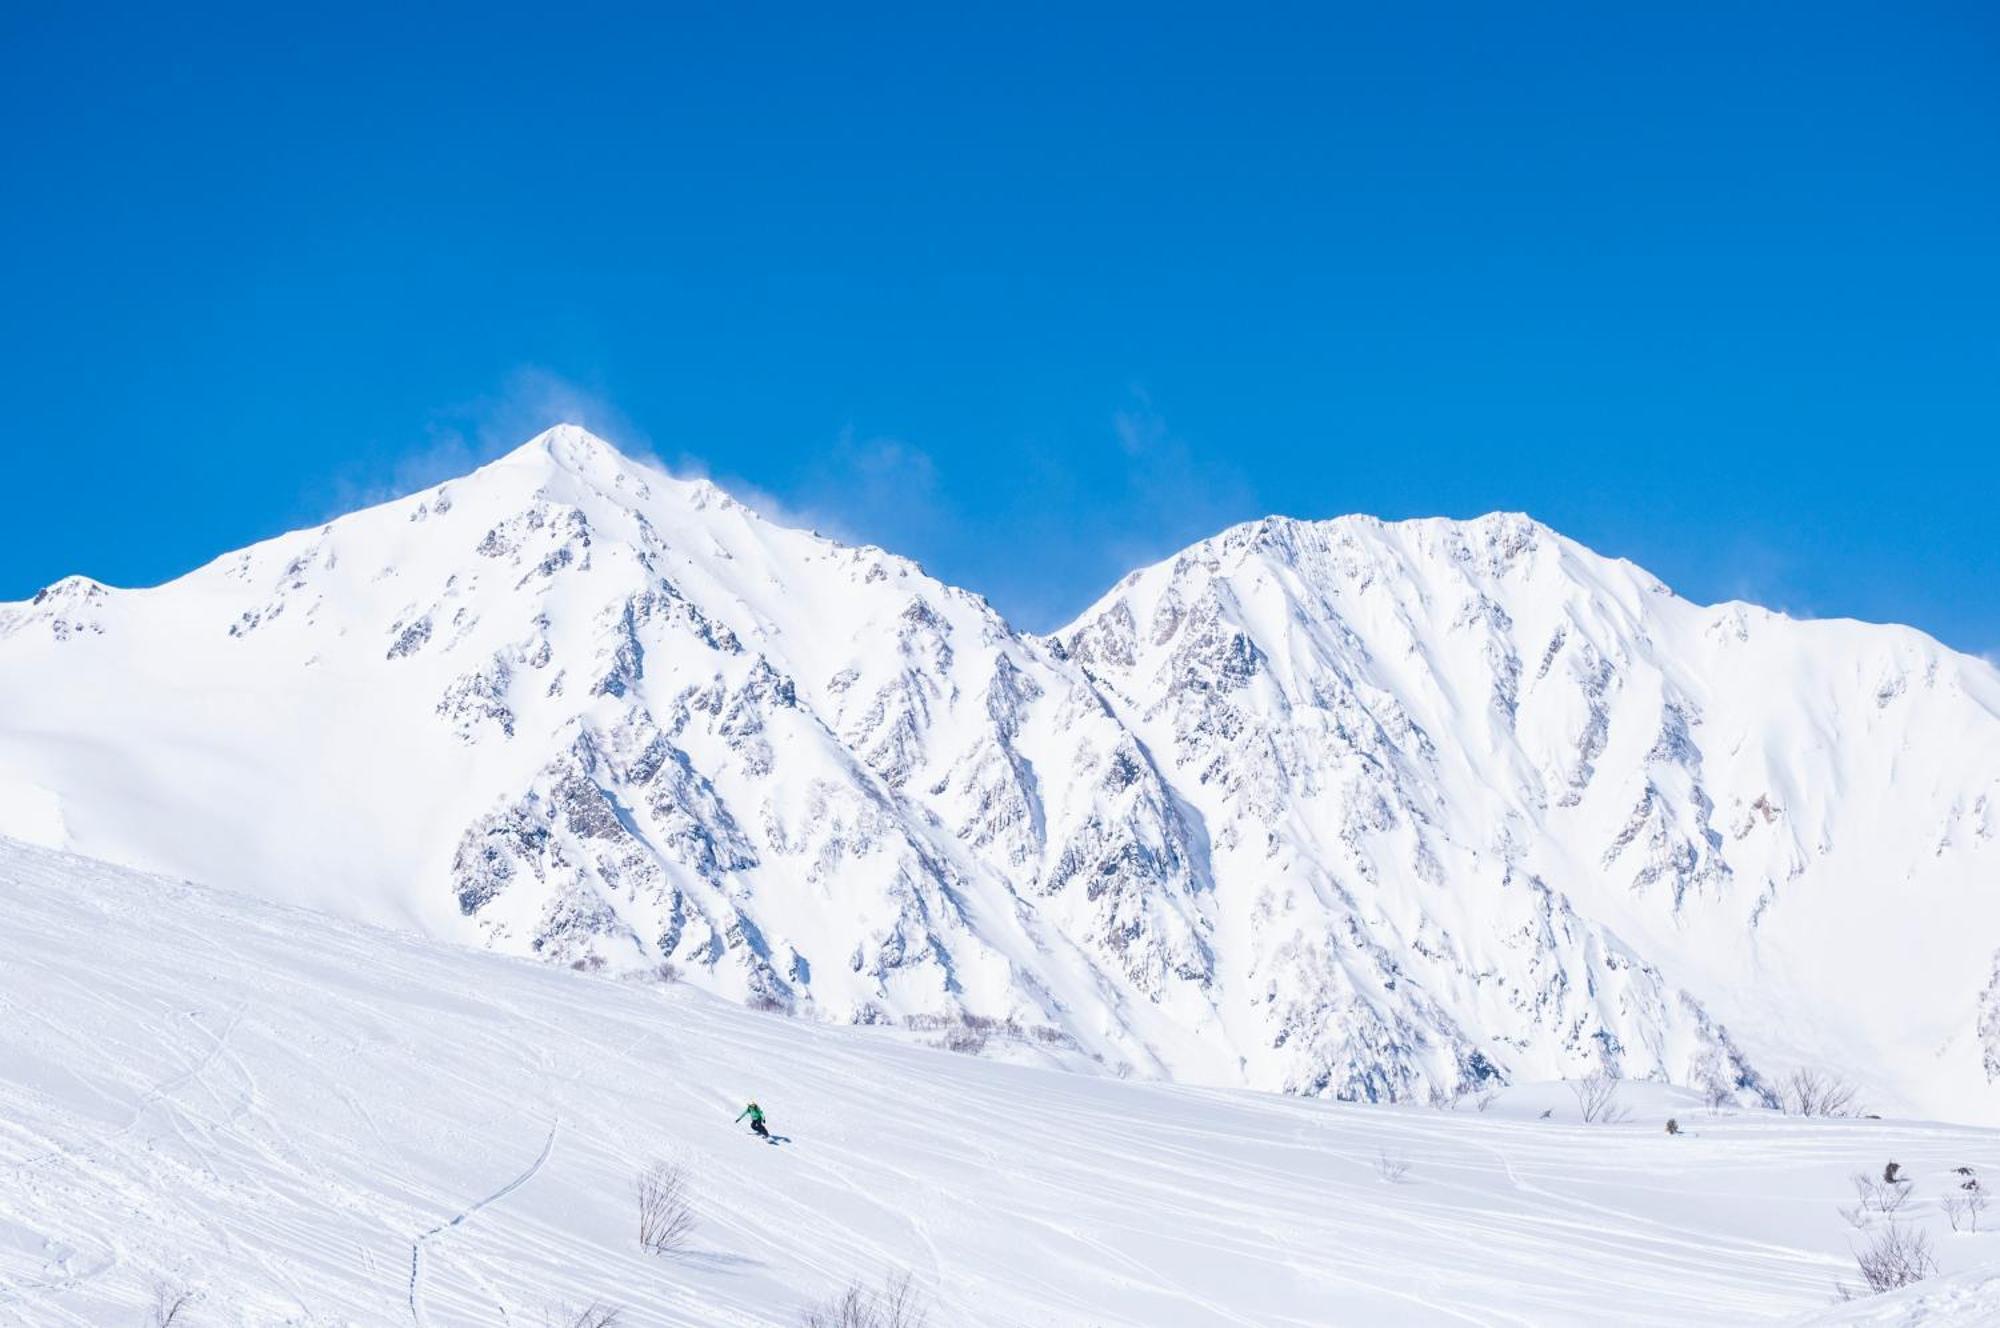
[3,427,1998,1120]
[1061,514,2000,1119]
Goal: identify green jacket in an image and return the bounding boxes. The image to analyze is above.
[736,1103,765,1124]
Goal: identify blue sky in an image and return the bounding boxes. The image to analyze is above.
[3,3,1995,651]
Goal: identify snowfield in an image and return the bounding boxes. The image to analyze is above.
[3,838,1998,1326]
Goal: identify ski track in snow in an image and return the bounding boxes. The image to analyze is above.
[4,838,2000,1325]
[407,1117,558,1327]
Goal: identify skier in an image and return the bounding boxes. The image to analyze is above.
[735,1100,771,1140]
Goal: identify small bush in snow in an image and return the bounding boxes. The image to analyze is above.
[1781,1068,1860,1118]
[746,991,791,1014]
[1568,1072,1629,1124]
[150,1282,198,1328]
[1943,1185,1988,1233]
[800,1271,929,1328]
[937,1025,988,1055]
[546,1304,621,1328]
[1850,1172,1912,1217]
[1375,1151,1410,1183]
[1848,1223,1936,1295]
[637,1161,697,1254]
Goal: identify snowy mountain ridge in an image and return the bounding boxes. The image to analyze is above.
[3,424,1997,1122]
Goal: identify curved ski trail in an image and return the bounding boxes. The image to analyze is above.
[407,1116,559,1327]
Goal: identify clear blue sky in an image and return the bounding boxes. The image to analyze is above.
[3,3,1995,652]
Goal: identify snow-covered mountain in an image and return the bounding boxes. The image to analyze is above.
[1062,514,2000,1123]
[3,425,1997,1122]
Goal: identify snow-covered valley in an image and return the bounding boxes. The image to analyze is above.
[4,837,1999,1326]
[2,425,1998,1128]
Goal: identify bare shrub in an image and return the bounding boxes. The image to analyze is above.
[800,1272,929,1328]
[1943,1185,1988,1233]
[1568,1071,1629,1124]
[746,992,790,1014]
[1781,1068,1860,1118]
[151,1283,198,1328]
[1375,1151,1410,1184]
[546,1305,621,1328]
[907,1013,1071,1052]
[1850,1223,1936,1294]
[1851,1172,1912,1217]
[1473,1091,1498,1113]
[937,1025,987,1055]
[637,1161,697,1254]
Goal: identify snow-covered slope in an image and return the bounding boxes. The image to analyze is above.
[2,425,1997,1123]
[6,837,2000,1326]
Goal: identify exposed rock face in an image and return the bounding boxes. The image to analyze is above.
[0,576,112,641]
[3,426,1998,1121]
[1981,953,2000,1085]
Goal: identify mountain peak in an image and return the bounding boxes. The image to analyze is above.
[497,422,626,472]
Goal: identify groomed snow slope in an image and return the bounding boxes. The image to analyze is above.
[3,839,1998,1327]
